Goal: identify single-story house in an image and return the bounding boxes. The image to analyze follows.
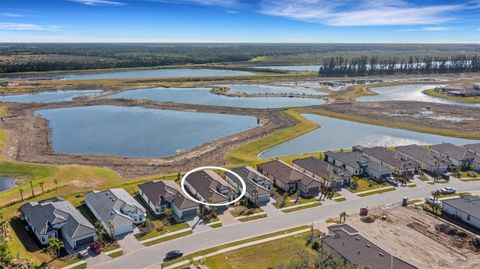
[292,157,351,190]
[85,188,147,237]
[325,151,368,176]
[430,143,476,169]
[257,160,321,197]
[442,195,480,230]
[184,170,236,209]
[365,161,393,182]
[354,146,416,178]
[226,166,271,205]
[395,144,449,174]
[138,180,197,221]
[464,143,480,172]
[20,197,96,250]
[321,224,417,269]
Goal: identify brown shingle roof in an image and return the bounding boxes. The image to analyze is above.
[257,160,319,186]
[138,181,197,210]
[293,157,343,182]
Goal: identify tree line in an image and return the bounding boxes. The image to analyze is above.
[318,54,480,76]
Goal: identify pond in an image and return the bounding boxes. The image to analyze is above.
[0,177,17,192]
[0,89,102,103]
[251,65,320,71]
[358,84,480,107]
[35,105,258,158]
[105,87,324,108]
[219,84,324,95]
[259,114,480,158]
[11,68,253,81]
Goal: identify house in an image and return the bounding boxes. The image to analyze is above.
[184,170,237,209]
[364,161,393,181]
[138,181,197,221]
[20,197,96,250]
[321,224,417,269]
[325,151,368,176]
[442,195,480,230]
[85,188,147,237]
[292,157,351,190]
[395,144,449,174]
[226,166,271,205]
[256,160,321,197]
[464,143,480,172]
[430,143,476,169]
[435,84,480,97]
[354,146,415,178]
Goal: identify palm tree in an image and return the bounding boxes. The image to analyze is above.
[29,180,34,198]
[47,237,64,258]
[19,189,24,201]
[39,182,45,194]
[53,178,58,189]
[252,186,259,208]
[108,221,115,241]
[339,211,347,223]
[94,221,106,243]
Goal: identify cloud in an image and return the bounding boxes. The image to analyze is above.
[1,12,24,17]
[70,0,125,6]
[422,26,449,31]
[0,23,63,31]
[260,0,469,26]
[151,0,238,7]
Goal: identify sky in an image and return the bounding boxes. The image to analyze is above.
[0,0,479,43]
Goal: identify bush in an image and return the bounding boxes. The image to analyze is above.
[311,239,321,251]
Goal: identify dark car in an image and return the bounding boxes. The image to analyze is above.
[164,250,183,261]
[440,173,450,180]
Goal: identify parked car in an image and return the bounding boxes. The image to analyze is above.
[89,242,102,255]
[425,197,442,206]
[440,173,450,180]
[164,250,183,261]
[440,186,456,195]
[385,176,400,186]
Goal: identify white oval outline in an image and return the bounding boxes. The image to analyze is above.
[180,166,246,207]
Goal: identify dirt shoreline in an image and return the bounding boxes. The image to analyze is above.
[1,99,299,177]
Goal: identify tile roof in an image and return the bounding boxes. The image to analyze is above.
[138,181,197,210]
[20,197,95,240]
[257,160,319,187]
[322,224,417,269]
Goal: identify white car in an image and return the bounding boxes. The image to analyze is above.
[425,197,442,206]
[440,187,456,195]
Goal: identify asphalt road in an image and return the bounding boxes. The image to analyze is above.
[90,179,480,269]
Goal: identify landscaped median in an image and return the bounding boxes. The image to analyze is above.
[356,186,396,197]
[161,225,312,269]
[237,212,267,222]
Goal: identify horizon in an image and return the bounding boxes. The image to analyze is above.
[1,0,479,43]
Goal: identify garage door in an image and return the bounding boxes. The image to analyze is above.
[76,236,95,247]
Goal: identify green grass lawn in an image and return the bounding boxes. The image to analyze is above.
[210,222,222,228]
[200,232,316,269]
[238,213,267,222]
[349,178,390,193]
[357,187,396,197]
[107,250,123,258]
[161,225,311,267]
[230,206,264,217]
[142,230,193,247]
[281,202,321,213]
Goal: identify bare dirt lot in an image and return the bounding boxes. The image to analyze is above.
[349,206,480,269]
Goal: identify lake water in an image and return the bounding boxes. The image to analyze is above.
[219,84,323,95]
[30,68,253,80]
[105,87,324,108]
[35,105,258,157]
[0,89,102,103]
[0,177,17,192]
[358,84,480,107]
[259,114,480,158]
[252,66,320,71]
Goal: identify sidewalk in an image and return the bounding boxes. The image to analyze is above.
[162,228,311,269]
[140,228,192,244]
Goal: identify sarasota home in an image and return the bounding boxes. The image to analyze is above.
[442,195,480,230]
[325,151,368,176]
[256,160,321,197]
[321,224,417,269]
[184,170,237,210]
[354,146,416,178]
[395,144,449,174]
[85,188,146,237]
[20,197,96,251]
[226,166,271,205]
[138,180,197,221]
[292,157,351,190]
[430,143,476,169]
[464,143,480,172]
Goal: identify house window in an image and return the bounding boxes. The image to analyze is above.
[467,214,471,221]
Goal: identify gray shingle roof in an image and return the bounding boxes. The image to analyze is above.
[85,188,146,227]
[322,224,417,269]
[325,151,368,168]
[396,144,447,167]
[257,160,319,187]
[464,143,480,155]
[184,171,233,203]
[293,157,344,182]
[442,195,480,220]
[20,197,95,240]
[431,143,476,162]
[229,167,270,197]
[138,181,197,210]
[358,146,413,169]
